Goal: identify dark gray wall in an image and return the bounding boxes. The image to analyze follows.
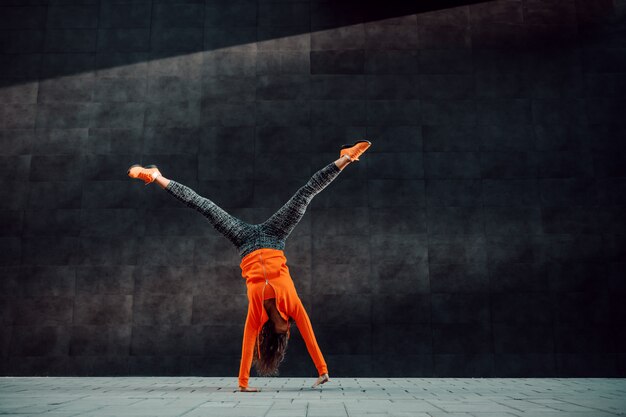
[1,0,625,378]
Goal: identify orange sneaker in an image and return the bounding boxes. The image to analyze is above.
[127,164,161,185]
[340,140,371,161]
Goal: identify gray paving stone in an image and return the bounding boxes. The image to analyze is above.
[1,377,625,417]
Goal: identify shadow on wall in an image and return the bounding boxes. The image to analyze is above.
[0,0,619,87]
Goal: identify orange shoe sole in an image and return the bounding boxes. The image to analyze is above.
[127,164,160,185]
[340,140,371,161]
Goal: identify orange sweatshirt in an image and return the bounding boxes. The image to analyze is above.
[238,248,328,388]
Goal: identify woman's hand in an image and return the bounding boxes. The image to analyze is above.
[239,386,261,392]
[311,373,330,388]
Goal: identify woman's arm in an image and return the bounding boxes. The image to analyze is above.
[240,386,260,392]
[312,373,330,388]
[238,306,259,391]
[291,298,329,379]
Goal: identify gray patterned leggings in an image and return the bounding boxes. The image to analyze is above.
[164,161,343,259]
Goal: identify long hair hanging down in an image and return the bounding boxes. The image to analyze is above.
[253,319,291,376]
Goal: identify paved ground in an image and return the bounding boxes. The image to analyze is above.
[0,377,625,417]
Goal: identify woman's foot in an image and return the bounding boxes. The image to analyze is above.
[127,164,161,185]
[340,140,371,162]
[335,154,352,170]
[311,373,330,388]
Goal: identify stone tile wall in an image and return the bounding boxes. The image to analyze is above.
[0,0,623,377]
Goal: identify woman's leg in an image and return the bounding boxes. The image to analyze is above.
[261,155,351,241]
[154,176,171,189]
[157,174,254,248]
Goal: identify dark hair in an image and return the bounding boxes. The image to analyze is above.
[253,319,291,377]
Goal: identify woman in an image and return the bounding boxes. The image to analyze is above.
[127,140,371,392]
